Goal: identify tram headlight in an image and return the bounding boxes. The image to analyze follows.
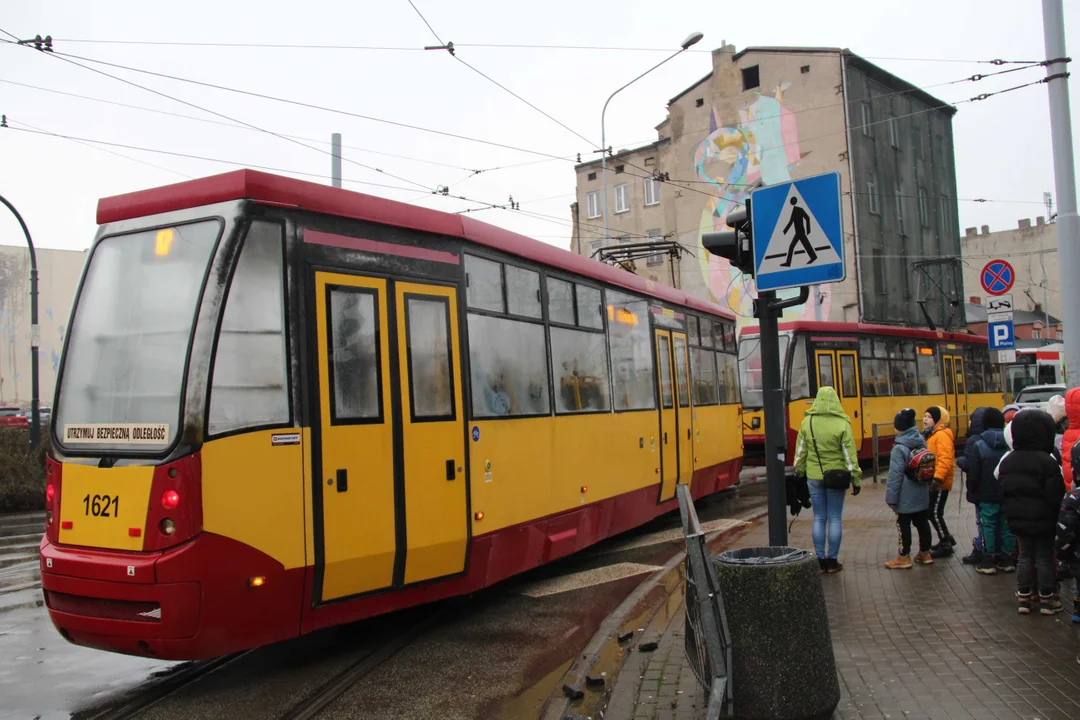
[159,518,176,536]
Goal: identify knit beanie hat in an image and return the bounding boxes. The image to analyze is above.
[1049,395,1067,423]
[1003,404,1020,424]
[925,406,942,424]
[894,408,916,431]
[982,407,1005,430]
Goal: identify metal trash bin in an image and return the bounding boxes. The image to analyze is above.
[713,546,840,720]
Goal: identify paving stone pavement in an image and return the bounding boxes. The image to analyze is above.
[603,477,1080,720]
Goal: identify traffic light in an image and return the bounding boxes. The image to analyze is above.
[702,198,754,275]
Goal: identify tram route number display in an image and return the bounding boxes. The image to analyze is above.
[63,423,169,444]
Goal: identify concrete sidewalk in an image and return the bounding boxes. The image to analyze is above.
[601,481,1080,720]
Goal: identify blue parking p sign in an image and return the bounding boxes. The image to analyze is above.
[988,321,1015,350]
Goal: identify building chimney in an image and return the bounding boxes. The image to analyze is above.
[981,225,990,235]
[1037,216,1046,226]
[965,227,978,238]
[970,295,981,304]
[1019,218,1032,229]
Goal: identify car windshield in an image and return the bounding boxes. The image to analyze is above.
[737,333,790,409]
[1016,387,1064,404]
[54,220,222,452]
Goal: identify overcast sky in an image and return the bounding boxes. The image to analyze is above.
[1,0,1077,255]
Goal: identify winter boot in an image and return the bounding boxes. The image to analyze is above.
[818,558,828,573]
[1040,593,1063,616]
[946,534,958,547]
[913,551,935,565]
[1017,591,1033,615]
[976,557,998,575]
[1072,595,1080,624]
[827,558,843,574]
[885,554,913,569]
[998,553,1018,573]
[962,547,984,565]
[930,544,954,559]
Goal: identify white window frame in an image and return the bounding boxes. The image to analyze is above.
[589,240,603,257]
[868,174,880,215]
[917,187,929,227]
[614,184,630,213]
[586,190,601,219]
[646,229,664,266]
[888,115,899,148]
[861,102,873,137]
[1033,329,1042,340]
[644,178,660,206]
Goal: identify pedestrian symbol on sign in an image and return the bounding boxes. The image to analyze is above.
[779,198,817,267]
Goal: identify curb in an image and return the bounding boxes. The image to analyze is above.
[541,502,769,720]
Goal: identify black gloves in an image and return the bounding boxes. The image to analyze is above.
[852,485,862,496]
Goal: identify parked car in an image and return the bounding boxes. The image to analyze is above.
[0,407,29,428]
[1013,383,1067,411]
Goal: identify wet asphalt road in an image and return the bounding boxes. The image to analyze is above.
[0,481,768,719]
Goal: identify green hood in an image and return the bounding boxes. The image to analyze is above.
[805,386,849,420]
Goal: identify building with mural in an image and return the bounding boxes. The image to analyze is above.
[0,244,88,408]
[571,44,963,331]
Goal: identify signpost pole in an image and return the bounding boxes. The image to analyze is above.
[757,290,788,547]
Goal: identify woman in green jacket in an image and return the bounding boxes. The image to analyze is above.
[793,386,862,573]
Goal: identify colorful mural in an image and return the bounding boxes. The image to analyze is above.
[692,83,830,328]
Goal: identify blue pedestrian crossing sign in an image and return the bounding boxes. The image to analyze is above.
[751,171,845,292]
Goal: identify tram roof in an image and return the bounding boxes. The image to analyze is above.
[737,320,983,344]
[97,169,734,321]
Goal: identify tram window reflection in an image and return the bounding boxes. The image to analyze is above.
[468,314,550,417]
[506,265,542,319]
[607,291,655,411]
[789,335,810,401]
[406,298,454,419]
[551,327,610,413]
[329,289,380,420]
[465,255,504,313]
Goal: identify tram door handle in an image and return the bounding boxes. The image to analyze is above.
[334,468,348,493]
[664,432,668,444]
[446,460,456,481]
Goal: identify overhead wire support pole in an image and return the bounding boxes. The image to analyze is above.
[1042,0,1079,384]
[601,32,703,246]
[0,194,41,450]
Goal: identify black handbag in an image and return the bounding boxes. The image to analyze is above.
[810,416,852,491]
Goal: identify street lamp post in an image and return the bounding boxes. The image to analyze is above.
[0,194,41,450]
[601,32,704,247]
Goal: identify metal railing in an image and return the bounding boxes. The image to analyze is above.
[677,483,733,720]
[870,413,970,483]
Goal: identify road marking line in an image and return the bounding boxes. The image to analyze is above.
[515,562,664,598]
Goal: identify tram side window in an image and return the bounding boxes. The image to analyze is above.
[551,327,610,413]
[576,284,604,329]
[506,265,542,319]
[465,255,504,312]
[328,289,380,421]
[717,351,741,404]
[406,297,455,419]
[547,277,576,325]
[699,317,714,348]
[607,291,655,411]
[789,335,810,401]
[916,346,943,394]
[209,220,289,435]
[691,348,718,405]
[890,341,917,396]
[468,315,549,417]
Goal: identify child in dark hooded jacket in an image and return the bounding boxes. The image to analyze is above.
[968,408,1015,575]
[999,410,1067,615]
[957,407,989,564]
[1055,485,1080,624]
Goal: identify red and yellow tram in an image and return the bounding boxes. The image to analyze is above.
[40,170,743,660]
[738,321,1004,465]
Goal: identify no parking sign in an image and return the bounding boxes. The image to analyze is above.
[980,259,1015,296]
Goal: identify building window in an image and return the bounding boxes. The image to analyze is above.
[644,157,655,166]
[586,190,601,219]
[872,248,885,289]
[587,172,596,181]
[615,184,630,213]
[588,241,603,258]
[917,187,929,228]
[1033,329,1042,340]
[861,102,873,137]
[867,173,880,214]
[1057,330,1064,340]
[888,115,899,148]
[644,177,660,206]
[896,182,905,235]
[615,164,625,174]
[742,65,760,91]
[646,229,664,266]
[800,65,810,74]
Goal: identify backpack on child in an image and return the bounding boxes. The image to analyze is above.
[906,447,937,484]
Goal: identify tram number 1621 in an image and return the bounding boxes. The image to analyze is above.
[82,494,119,518]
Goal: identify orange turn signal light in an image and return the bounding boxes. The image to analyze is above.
[249,576,266,588]
[474,511,485,521]
[655,468,661,474]
[580,485,588,493]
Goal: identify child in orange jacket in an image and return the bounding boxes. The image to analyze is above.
[924,406,957,557]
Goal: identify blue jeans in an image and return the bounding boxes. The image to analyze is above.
[808,480,847,559]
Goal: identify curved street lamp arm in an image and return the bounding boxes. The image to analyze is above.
[0,193,41,450]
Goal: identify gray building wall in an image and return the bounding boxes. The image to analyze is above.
[843,56,962,327]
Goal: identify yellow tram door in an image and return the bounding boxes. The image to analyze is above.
[394,282,467,585]
[942,353,969,434]
[672,333,694,486]
[654,330,679,502]
[315,273,397,601]
[837,350,864,443]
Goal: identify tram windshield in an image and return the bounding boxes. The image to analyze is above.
[737,333,790,409]
[55,220,223,451]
